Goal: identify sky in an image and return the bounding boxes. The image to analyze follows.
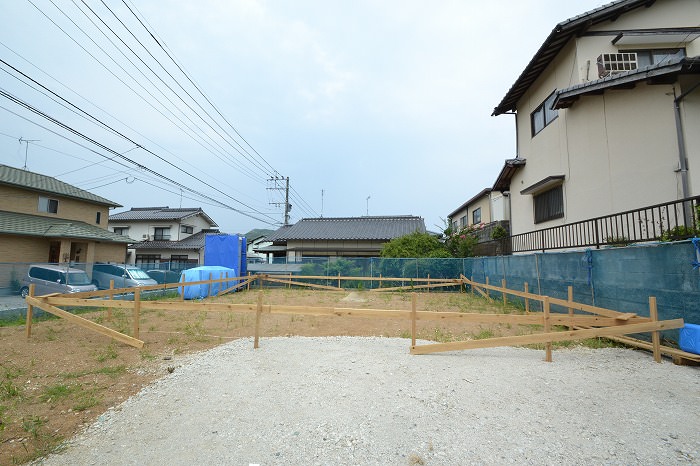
[0,0,606,235]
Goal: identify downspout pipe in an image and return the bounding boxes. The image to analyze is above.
[673,81,700,200]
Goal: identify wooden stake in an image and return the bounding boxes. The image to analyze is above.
[247,272,251,291]
[208,272,213,297]
[427,274,431,293]
[501,279,507,306]
[649,296,661,363]
[485,276,490,298]
[25,284,35,339]
[411,293,417,349]
[544,296,552,362]
[524,282,529,314]
[133,288,140,340]
[254,291,263,349]
[108,280,114,321]
[379,273,382,289]
[567,286,574,331]
[180,274,185,301]
[470,275,474,295]
[338,272,341,289]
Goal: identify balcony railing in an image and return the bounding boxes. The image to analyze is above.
[477,196,700,255]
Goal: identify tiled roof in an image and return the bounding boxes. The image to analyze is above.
[264,216,426,242]
[0,164,120,207]
[0,210,133,243]
[109,207,218,226]
[132,229,224,250]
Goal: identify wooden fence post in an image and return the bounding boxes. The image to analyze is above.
[485,277,490,298]
[649,296,661,363]
[567,286,574,331]
[26,284,35,339]
[108,280,114,321]
[427,274,431,293]
[379,273,382,289]
[524,282,529,314]
[133,288,141,340]
[470,275,474,296]
[543,296,552,362]
[501,279,507,306]
[411,293,417,348]
[254,291,263,349]
[338,272,341,289]
[208,272,213,297]
[180,274,185,301]
[247,272,251,291]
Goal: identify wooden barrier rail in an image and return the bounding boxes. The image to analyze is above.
[23,273,691,363]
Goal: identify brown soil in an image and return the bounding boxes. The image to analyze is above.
[0,288,524,464]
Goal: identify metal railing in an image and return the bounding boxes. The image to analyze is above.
[486,195,700,254]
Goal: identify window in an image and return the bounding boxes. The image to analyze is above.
[96,212,101,224]
[113,227,129,236]
[632,48,685,68]
[459,216,467,228]
[451,221,458,232]
[534,185,564,224]
[38,196,59,214]
[170,255,190,270]
[153,227,170,241]
[531,91,558,136]
[181,225,193,234]
[136,254,161,268]
[472,208,482,225]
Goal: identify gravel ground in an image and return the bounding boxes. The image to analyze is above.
[39,337,700,466]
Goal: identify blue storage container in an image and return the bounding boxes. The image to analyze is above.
[679,323,700,355]
[179,266,238,300]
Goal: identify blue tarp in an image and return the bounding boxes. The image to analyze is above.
[179,266,238,300]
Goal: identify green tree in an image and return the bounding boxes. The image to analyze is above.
[380,231,450,258]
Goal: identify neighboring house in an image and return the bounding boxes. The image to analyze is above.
[246,234,272,263]
[492,0,700,236]
[259,216,426,261]
[108,207,219,268]
[447,188,510,231]
[0,164,131,273]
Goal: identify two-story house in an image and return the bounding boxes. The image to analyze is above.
[492,0,700,236]
[0,164,132,268]
[108,206,219,268]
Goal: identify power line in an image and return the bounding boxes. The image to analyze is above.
[0,94,279,225]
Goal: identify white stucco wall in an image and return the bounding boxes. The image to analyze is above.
[508,0,700,236]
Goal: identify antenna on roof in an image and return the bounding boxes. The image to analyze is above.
[19,137,40,170]
[321,189,324,218]
[366,195,371,216]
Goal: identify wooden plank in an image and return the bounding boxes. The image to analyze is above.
[254,291,262,349]
[524,282,529,314]
[567,286,574,331]
[615,313,637,321]
[108,280,114,321]
[410,319,685,355]
[370,281,461,293]
[263,276,342,291]
[26,284,35,339]
[218,277,256,296]
[133,289,140,340]
[649,297,661,363]
[25,296,144,349]
[502,279,507,306]
[544,296,552,362]
[411,293,417,348]
[573,326,700,363]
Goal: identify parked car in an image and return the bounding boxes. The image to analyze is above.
[20,264,97,297]
[91,264,158,289]
[146,269,182,284]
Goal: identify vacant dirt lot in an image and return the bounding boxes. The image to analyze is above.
[2,288,540,464]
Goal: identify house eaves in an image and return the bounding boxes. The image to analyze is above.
[0,210,133,243]
[447,188,492,219]
[109,207,218,227]
[554,56,700,108]
[0,164,121,207]
[492,158,527,192]
[492,0,656,116]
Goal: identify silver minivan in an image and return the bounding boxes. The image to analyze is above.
[91,263,158,289]
[20,264,98,297]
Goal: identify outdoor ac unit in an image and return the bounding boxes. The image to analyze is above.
[597,52,637,78]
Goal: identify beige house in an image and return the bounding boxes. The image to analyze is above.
[447,188,511,232]
[108,207,219,267]
[0,164,131,271]
[492,0,700,236]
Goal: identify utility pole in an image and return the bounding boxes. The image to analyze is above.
[19,137,40,170]
[268,176,292,225]
[366,195,371,216]
[321,189,324,218]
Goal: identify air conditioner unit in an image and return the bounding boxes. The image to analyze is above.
[596,52,638,78]
[142,234,149,239]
